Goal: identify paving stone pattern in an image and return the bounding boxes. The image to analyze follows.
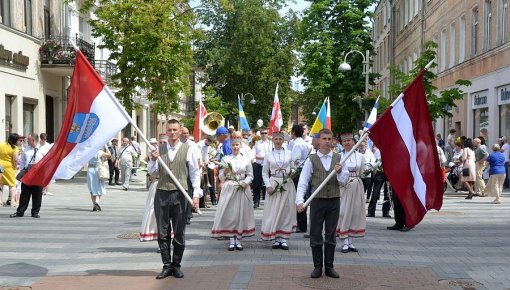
[0,174,509,289]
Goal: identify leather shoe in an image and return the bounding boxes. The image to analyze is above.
[228,244,235,251]
[382,214,392,218]
[115,182,122,185]
[399,226,410,232]
[387,225,403,230]
[10,213,23,218]
[31,214,40,218]
[172,267,184,278]
[156,267,173,279]
[324,268,340,278]
[366,213,375,217]
[348,246,358,252]
[310,267,322,278]
[303,234,311,238]
[340,247,349,253]
[108,182,114,185]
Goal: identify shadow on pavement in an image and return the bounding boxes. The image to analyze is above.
[54,207,92,212]
[96,247,157,254]
[85,269,156,277]
[0,263,48,278]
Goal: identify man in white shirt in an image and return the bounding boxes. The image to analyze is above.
[296,128,347,279]
[117,137,137,191]
[39,133,54,196]
[358,140,376,201]
[252,127,271,208]
[148,119,201,279]
[130,136,141,176]
[11,133,45,218]
[291,124,313,233]
[180,126,202,223]
[500,136,510,188]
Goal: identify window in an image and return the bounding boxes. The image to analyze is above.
[0,0,11,26]
[404,1,408,26]
[415,0,420,16]
[4,95,14,141]
[484,0,492,50]
[44,0,50,38]
[460,16,466,62]
[24,0,32,34]
[440,29,447,71]
[472,7,479,56]
[499,0,508,43]
[450,23,456,68]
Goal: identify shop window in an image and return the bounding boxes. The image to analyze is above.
[23,103,34,138]
[5,95,14,141]
[501,104,510,138]
[474,108,489,138]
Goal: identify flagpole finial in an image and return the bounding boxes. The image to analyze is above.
[425,59,435,70]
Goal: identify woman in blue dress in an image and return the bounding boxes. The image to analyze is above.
[87,145,111,211]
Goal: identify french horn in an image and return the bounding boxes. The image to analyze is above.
[201,112,225,136]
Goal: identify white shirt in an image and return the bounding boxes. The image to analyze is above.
[291,137,312,168]
[20,145,44,170]
[39,142,53,156]
[287,138,295,151]
[502,143,510,162]
[358,147,376,176]
[295,150,349,205]
[119,144,137,165]
[240,143,254,161]
[252,139,271,164]
[147,141,202,198]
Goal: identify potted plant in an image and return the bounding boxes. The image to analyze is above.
[39,39,61,63]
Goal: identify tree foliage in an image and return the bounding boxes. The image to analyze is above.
[298,0,376,133]
[194,0,299,129]
[81,0,197,113]
[389,41,471,121]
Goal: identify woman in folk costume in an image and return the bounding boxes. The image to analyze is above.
[336,132,367,253]
[211,138,255,251]
[260,132,297,250]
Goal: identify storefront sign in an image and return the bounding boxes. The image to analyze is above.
[498,84,510,105]
[0,44,30,70]
[472,90,488,109]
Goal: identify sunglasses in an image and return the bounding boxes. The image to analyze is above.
[261,132,268,135]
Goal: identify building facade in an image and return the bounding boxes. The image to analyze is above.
[373,0,510,147]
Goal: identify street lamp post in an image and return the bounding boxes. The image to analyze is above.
[339,49,370,107]
[240,92,257,105]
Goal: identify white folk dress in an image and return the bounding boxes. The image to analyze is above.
[211,153,256,239]
[260,148,297,240]
[139,180,173,241]
[337,151,367,239]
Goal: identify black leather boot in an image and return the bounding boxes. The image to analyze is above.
[310,246,323,278]
[156,241,173,279]
[171,246,185,278]
[324,245,339,278]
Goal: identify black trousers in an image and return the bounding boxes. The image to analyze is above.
[293,175,309,232]
[154,189,187,249]
[252,163,265,205]
[362,177,373,200]
[186,178,193,220]
[367,173,391,216]
[309,197,340,248]
[108,159,119,183]
[17,183,43,216]
[207,167,216,204]
[391,190,406,228]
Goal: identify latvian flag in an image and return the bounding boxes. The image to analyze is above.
[22,50,130,187]
[369,70,443,229]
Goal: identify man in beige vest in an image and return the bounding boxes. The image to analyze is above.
[148,119,201,279]
[296,128,348,279]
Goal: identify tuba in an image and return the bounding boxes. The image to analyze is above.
[201,112,225,136]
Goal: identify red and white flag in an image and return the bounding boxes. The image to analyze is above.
[193,100,208,141]
[269,83,283,135]
[22,50,130,187]
[369,70,443,229]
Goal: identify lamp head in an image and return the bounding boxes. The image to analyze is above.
[250,98,257,105]
[339,62,351,71]
[312,111,317,116]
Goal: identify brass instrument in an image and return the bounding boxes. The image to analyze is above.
[201,112,225,136]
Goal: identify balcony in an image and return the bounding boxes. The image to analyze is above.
[94,60,118,85]
[39,34,95,76]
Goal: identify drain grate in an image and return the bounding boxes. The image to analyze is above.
[117,232,140,239]
[439,279,483,290]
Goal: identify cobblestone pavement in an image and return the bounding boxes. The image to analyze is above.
[0,174,509,290]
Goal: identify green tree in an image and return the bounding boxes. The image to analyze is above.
[299,0,376,133]
[195,0,299,128]
[81,0,197,113]
[389,41,471,120]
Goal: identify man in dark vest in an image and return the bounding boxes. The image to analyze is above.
[148,119,201,279]
[296,128,347,279]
